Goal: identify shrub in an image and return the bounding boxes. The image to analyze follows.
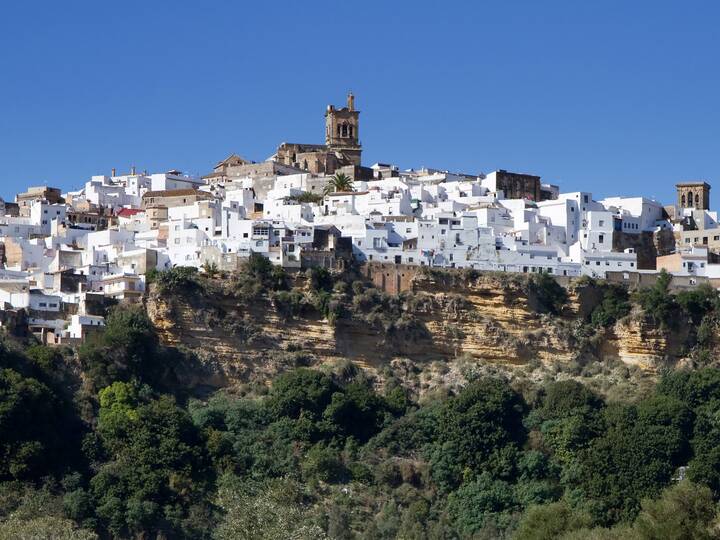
[153,266,198,293]
[266,369,339,421]
[633,269,677,328]
[528,273,568,315]
[301,443,346,483]
[590,284,631,327]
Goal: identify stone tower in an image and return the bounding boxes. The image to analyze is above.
[677,181,711,210]
[325,93,361,166]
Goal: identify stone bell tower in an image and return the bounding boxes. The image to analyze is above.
[677,181,711,210]
[325,93,361,166]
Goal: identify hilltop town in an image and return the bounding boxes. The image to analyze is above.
[0,94,716,344]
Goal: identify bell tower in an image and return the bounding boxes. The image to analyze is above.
[325,93,361,162]
[677,181,711,210]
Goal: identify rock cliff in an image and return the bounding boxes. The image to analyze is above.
[144,269,700,395]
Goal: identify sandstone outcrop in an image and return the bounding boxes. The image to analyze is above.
[145,270,697,392]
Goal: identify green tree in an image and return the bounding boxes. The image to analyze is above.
[324,172,354,195]
[91,393,212,539]
[301,443,346,483]
[447,473,519,536]
[266,369,338,421]
[322,381,392,443]
[78,304,160,389]
[631,481,718,540]
[590,284,631,327]
[153,266,199,293]
[430,378,527,490]
[633,269,677,328]
[675,284,719,325]
[0,368,67,480]
[513,500,593,540]
[572,397,691,525]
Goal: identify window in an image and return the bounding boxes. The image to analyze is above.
[599,220,604,227]
[599,234,604,244]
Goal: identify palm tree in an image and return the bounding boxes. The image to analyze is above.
[324,172,354,195]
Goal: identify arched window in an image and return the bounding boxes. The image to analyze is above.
[341,123,348,137]
[337,125,341,137]
[349,125,354,138]
[681,194,686,207]
[688,192,694,207]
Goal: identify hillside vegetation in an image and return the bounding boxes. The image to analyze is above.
[2,261,720,538]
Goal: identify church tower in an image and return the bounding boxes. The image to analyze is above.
[325,93,361,166]
[677,181,711,210]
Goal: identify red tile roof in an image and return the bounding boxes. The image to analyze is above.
[117,208,144,218]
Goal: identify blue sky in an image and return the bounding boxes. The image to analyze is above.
[0,1,718,204]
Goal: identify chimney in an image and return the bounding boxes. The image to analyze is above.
[347,92,355,111]
[111,168,116,177]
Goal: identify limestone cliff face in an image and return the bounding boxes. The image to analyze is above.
[144,273,696,390]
